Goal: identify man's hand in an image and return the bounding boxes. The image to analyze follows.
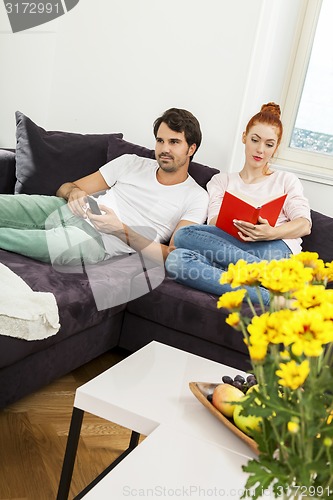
[56,171,110,218]
[68,188,90,217]
[87,205,124,234]
[56,181,88,217]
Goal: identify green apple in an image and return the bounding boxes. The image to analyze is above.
[212,383,244,418]
[246,384,261,404]
[233,400,262,436]
[246,384,259,394]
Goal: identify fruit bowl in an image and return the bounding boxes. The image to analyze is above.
[189,381,258,454]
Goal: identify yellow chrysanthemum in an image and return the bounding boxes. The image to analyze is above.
[276,359,310,390]
[247,310,295,347]
[220,260,267,288]
[311,259,328,283]
[246,313,272,361]
[291,253,333,284]
[291,251,319,267]
[217,289,247,310]
[248,341,268,362]
[220,260,246,286]
[280,350,290,361]
[292,285,327,309]
[287,308,333,357]
[265,310,295,345]
[259,259,314,294]
[247,312,270,339]
[225,312,242,329]
[316,300,333,320]
[325,261,333,283]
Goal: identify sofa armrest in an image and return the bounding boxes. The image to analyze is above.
[0,149,16,194]
[302,209,333,263]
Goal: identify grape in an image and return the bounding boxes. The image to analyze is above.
[232,380,244,391]
[221,373,257,394]
[207,393,213,403]
[234,374,245,385]
[247,378,258,388]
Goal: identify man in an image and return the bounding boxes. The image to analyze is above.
[0,108,208,267]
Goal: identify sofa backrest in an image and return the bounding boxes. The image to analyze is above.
[2,112,219,196]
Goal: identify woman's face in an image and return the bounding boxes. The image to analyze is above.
[242,123,279,170]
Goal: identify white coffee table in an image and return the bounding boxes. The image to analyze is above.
[57,341,256,499]
[82,424,266,499]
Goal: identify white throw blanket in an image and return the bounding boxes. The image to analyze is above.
[0,263,60,341]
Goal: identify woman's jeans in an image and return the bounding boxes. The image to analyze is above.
[165,225,292,305]
[0,194,108,266]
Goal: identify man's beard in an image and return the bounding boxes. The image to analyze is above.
[157,161,177,172]
[157,150,189,173]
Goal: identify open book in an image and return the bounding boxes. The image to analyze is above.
[215,191,287,240]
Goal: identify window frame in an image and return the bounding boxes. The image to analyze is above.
[276,0,333,186]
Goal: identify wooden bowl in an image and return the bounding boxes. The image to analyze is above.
[189,381,259,455]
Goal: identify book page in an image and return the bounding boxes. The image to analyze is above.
[228,190,284,208]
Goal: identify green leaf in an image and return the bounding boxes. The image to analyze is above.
[241,457,291,499]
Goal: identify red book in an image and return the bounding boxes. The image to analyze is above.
[215,191,287,240]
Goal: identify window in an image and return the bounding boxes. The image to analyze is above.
[277,0,333,185]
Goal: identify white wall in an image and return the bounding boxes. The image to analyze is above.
[299,179,333,216]
[1,0,330,215]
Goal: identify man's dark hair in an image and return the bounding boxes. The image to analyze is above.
[153,108,202,159]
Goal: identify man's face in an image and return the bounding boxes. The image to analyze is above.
[155,122,196,173]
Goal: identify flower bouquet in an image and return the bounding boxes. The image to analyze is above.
[217,252,333,499]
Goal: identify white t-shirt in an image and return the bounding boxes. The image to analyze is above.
[207,170,311,254]
[97,154,209,257]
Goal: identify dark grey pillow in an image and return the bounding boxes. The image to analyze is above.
[0,149,16,194]
[106,135,219,190]
[15,111,123,195]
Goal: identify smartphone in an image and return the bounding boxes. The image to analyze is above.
[86,196,102,215]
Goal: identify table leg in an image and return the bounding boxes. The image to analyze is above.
[56,407,84,500]
[74,430,141,499]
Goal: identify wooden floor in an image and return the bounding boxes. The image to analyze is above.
[0,347,144,500]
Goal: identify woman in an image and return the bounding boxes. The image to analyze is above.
[165,103,311,305]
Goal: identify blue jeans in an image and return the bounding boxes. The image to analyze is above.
[165,225,292,305]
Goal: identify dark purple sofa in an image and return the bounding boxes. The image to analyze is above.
[1,112,333,409]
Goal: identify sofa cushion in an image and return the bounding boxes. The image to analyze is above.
[14,111,123,195]
[302,210,333,263]
[107,135,219,189]
[0,149,16,194]
[0,249,127,370]
[126,269,249,356]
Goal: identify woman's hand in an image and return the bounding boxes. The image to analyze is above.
[234,216,311,241]
[233,216,273,241]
